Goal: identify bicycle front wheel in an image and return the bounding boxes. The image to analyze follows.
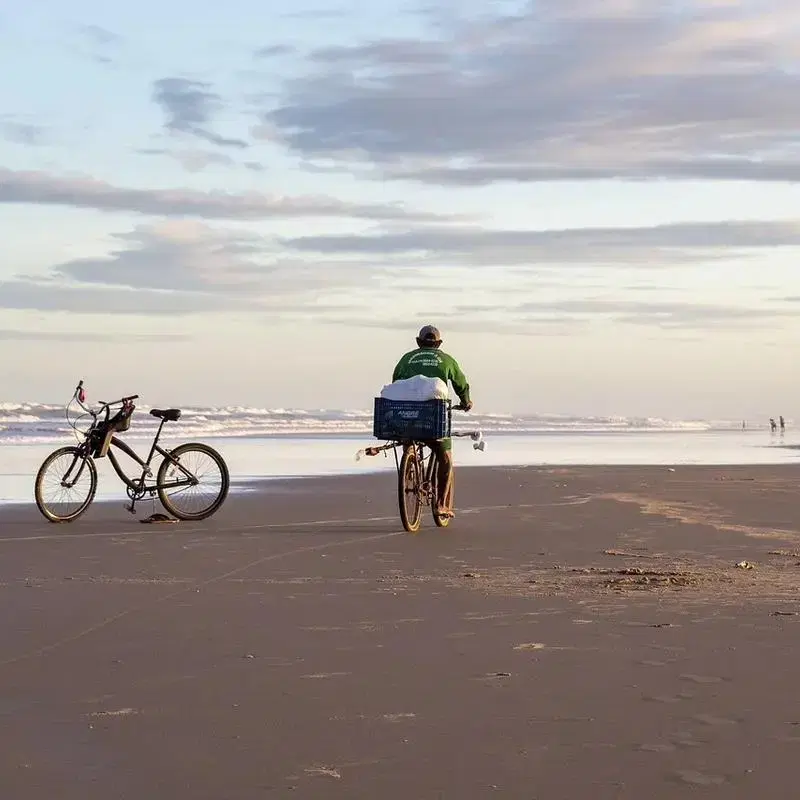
[398,445,422,532]
[34,446,97,523]
[157,442,230,520]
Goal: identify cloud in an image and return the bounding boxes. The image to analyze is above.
[138,147,237,172]
[73,23,123,65]
[0,221,390,316]
[0,279,229,316]
[0,329,186,342]
[499,298,797,330]
[282,219,800,266]
[1,117,45,146]
[138,147,268,174]
[152,77,249,149]
[254,45,296,59]
[266,0,800,185]
[321,296,796,335]
[5,218,792,331]
[79,24,122,47]
[0,167,457,222]
[311,39,448,66]
[53,221,267,294]
[280,8,347,20]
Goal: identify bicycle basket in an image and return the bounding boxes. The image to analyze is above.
[373,397,451,441]
[89,404,135,458]
[110,403,135,433]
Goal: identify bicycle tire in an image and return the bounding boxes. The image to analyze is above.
[157,442,230,520]
[431,451,455,528]
[34,446,97,523]
[398,445,422,532]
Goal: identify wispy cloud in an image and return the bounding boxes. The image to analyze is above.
[0,329,186,342]
[282,219,800,266]
[53,221,267,294]
[79,24,122,47]
[138,147,237,172]
[0,167,458,222]
[1,117,45,146]
[267,0,800,185]
[0,280,232,316]
[280,8,347,20]
[153,77,249,149]
[1,221,390,316]
[254,44,296,59]
[316,295,798,335]
[486,298,797,331]
[3,216,792,332]
[72,23,123,65]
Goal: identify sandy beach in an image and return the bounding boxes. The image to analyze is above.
[2,463,800,798]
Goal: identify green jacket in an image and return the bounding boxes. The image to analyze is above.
[392,348,471,406]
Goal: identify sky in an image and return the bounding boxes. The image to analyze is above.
[1,0,799,418]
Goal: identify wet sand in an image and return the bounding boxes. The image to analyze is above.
[2,464,800,799]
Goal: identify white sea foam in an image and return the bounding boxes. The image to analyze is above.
[0,399,763,446]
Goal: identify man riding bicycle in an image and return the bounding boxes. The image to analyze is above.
[392,325,473,519]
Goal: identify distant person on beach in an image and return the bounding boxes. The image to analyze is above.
[770,418,777,433]
[780,415,785,433]
[392,325,472,519]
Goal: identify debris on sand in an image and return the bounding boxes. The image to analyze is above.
[304,766,341,779]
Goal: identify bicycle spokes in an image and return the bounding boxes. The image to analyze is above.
[36,450,96,521]
[157,445,228,520]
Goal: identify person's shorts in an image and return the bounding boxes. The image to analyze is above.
[425,437,452,453]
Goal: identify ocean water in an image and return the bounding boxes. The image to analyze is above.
[0,402,796,505]
[0,400,759,444]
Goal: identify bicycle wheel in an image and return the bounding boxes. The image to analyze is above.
[398,445,422,532]
[34,446,97,523]
[431,452,455,528]
[157,442,230,520]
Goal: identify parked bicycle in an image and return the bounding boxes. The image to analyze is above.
[358,400,485,533]
[34,380,230,523]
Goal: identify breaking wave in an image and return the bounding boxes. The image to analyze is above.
[0,401,747,445]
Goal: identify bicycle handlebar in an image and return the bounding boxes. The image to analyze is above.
[72,380,138,418]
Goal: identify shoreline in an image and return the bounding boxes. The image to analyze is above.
[1,427,792,445]
[6,459,800,511]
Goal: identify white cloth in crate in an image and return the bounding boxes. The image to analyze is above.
[379,375,449,402]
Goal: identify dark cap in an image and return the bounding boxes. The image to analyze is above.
[417,324,442,343]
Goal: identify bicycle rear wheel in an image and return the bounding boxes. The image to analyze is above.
[398,445,422,532]
[34,446,97,523]
[431,452,455,528]
[157,442,229,520]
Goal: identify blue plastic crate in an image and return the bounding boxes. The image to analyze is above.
[373,397,451,441]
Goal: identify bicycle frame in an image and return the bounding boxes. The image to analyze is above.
[105,423,198,496]
[359,429,484,472]
[405,442,437,504]
[63,415,198,502]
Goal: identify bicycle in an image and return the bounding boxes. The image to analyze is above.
[358,403,485,533]
[34,380,230,523]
